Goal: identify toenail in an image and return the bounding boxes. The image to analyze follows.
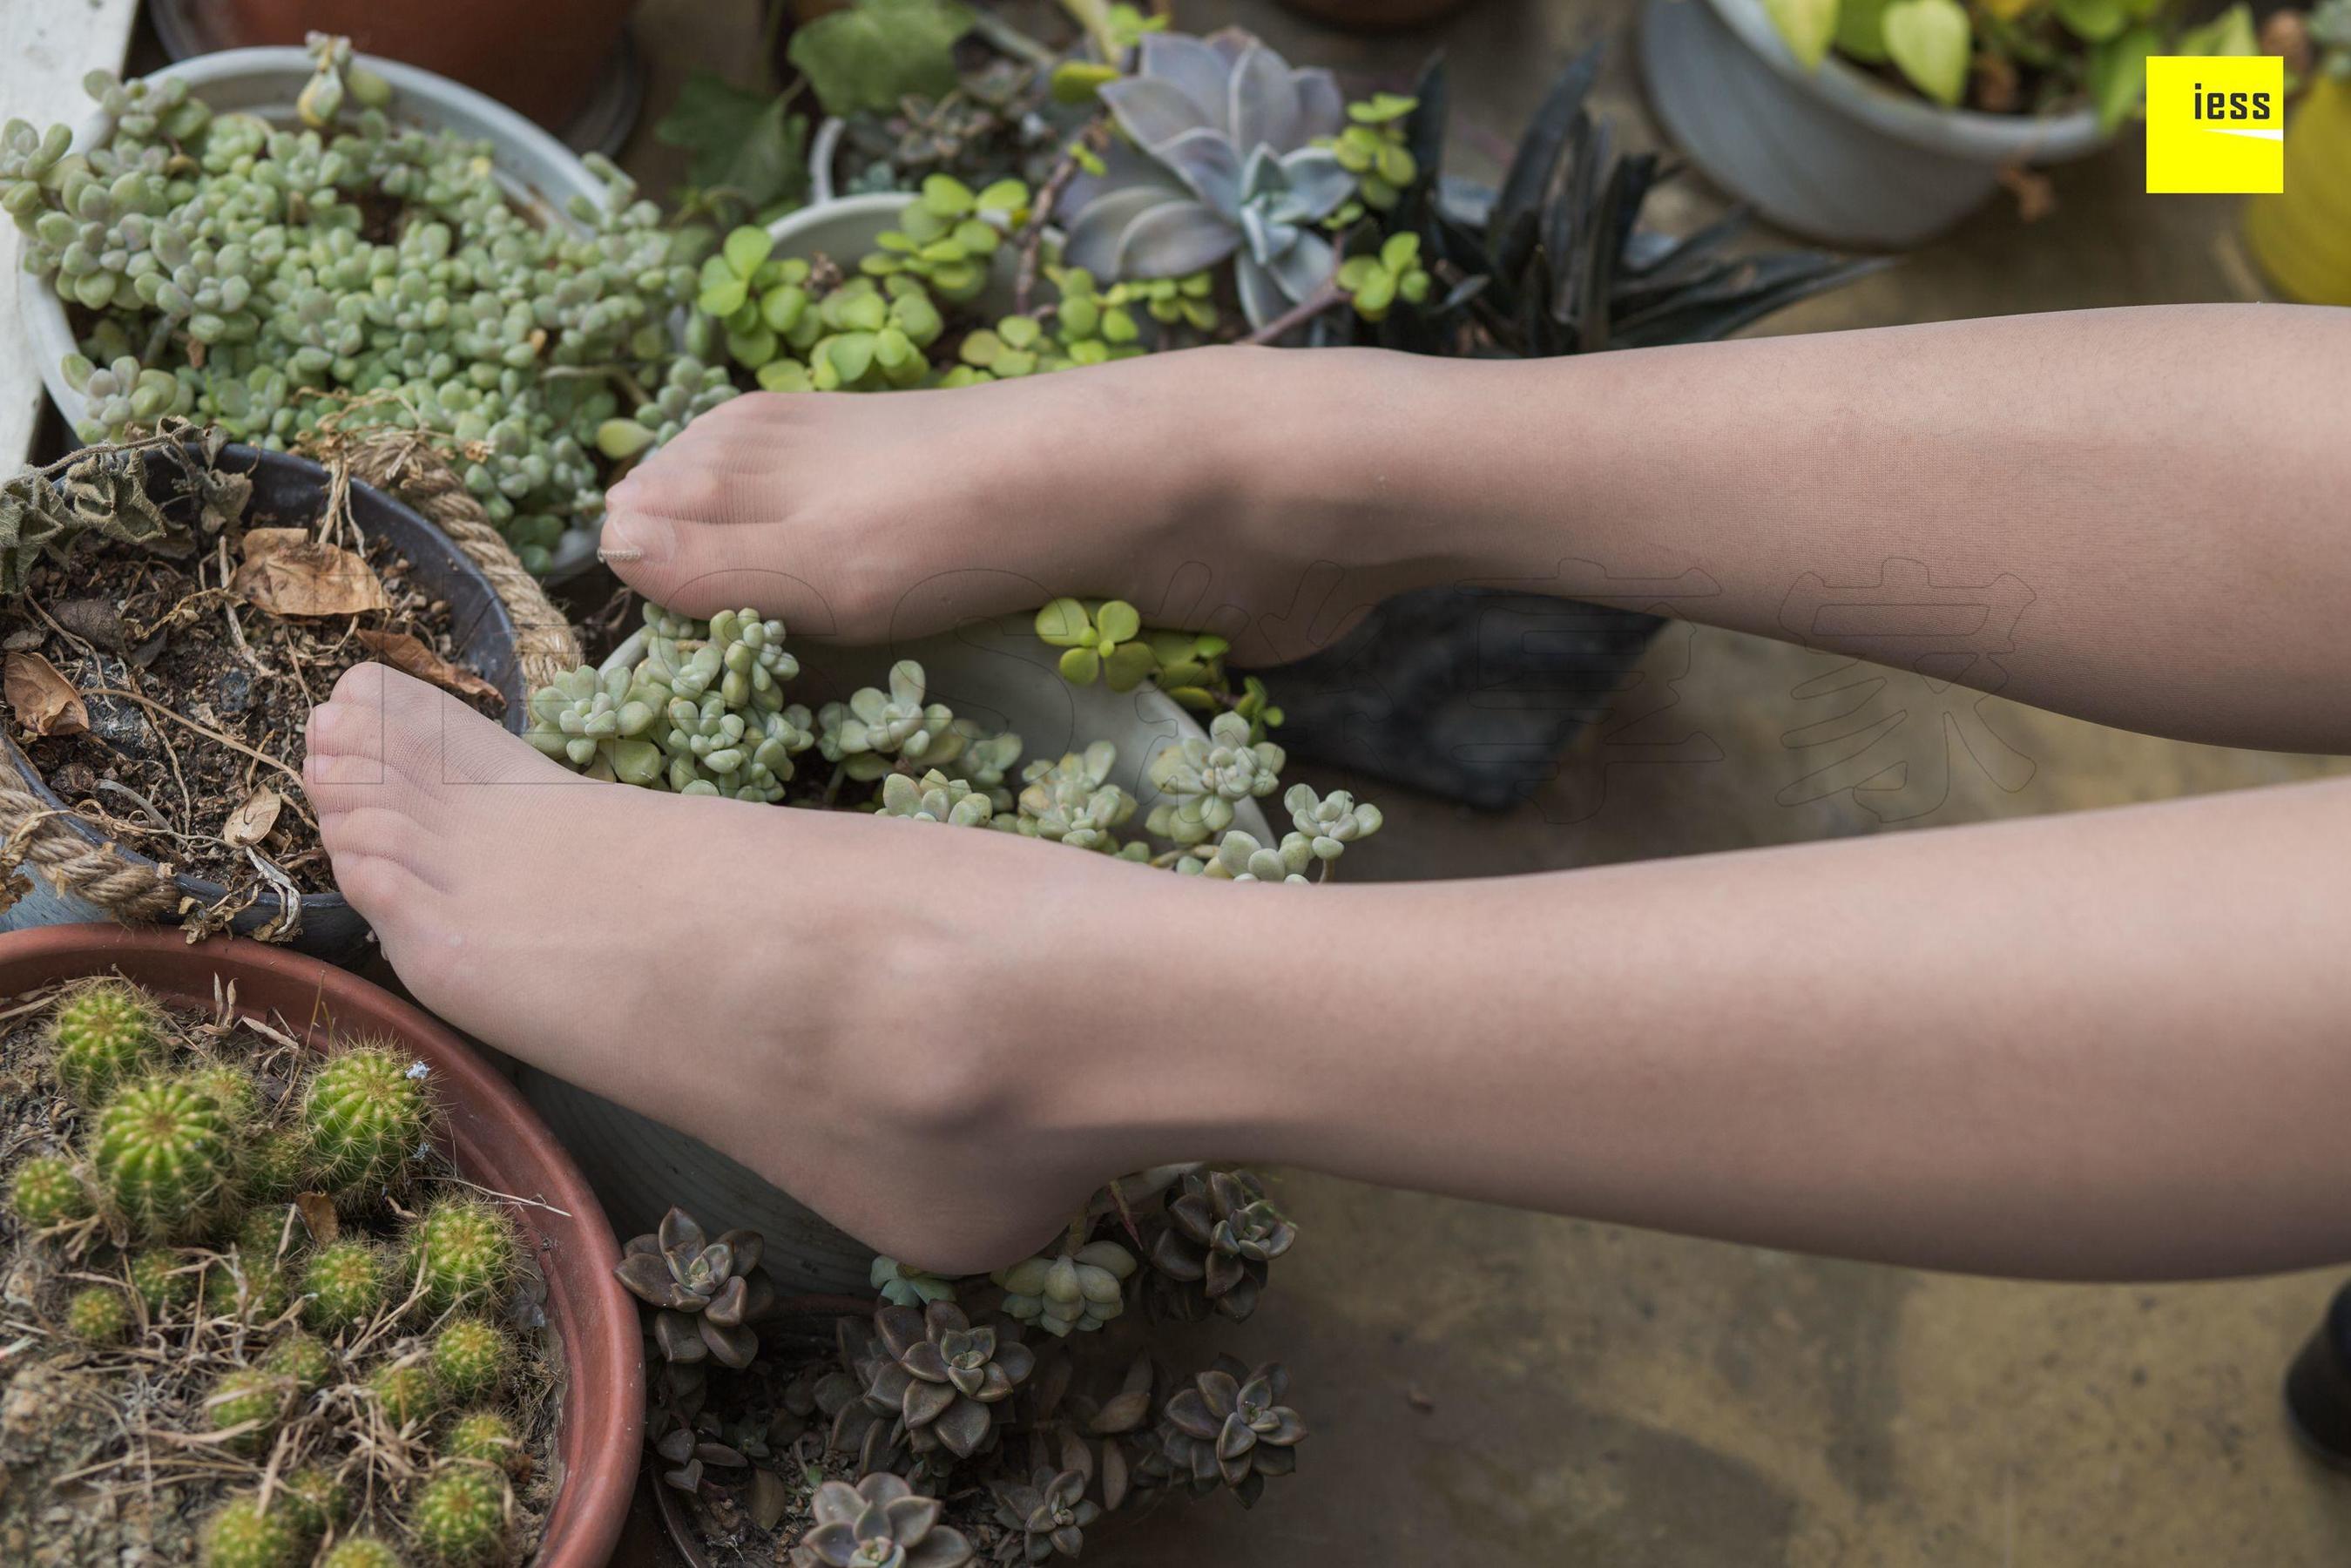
[598,507,673,567]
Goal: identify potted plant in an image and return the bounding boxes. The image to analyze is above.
[1638,0,2260,247]
[0,923,642,1565]
[0,436,567,962]
[2244,1,2351,306]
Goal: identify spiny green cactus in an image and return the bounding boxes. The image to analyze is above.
[64,1284,128,1343]
[238,1128,310,1206]
[320,1539,403,1568]
[409,1463,510,1565]
[303,1240,388,1329]
[228,1257,294,1325]
[275,1465,351,1538]
[431,1317,513,1402]
[301,1043,431,1200]
[236,1202,306,1267]
[9,1152,87,1227]
[129,1246,200,1315]
[207,1368,294,1453]
[199,1494,306,1568]
[50,978,165,1105]
[261,1329,334,1392]
[404,1196,517,1315]
[91,1075,237,1240]
[184,1058,261,1120]
[443,1409,526,1475]
[369,1360,441,1428]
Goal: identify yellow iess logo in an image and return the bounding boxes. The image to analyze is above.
[2145,56,2285,194]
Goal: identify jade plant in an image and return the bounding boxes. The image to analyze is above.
[0,973,551,1565]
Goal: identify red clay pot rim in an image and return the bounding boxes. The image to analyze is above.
[0,923,643,1566]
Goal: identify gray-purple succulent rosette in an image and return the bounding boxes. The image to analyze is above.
[1060,29,1353,329]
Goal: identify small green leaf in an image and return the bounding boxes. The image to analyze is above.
[1834,0,1895,62]
[787,0,974,117]
[1101,641,1159,692]
[2086,24,2159,131]
[1035,598,1093,646]
[723,226,774,280]
[2054,0,2125,44]
[1057,646,1101,686]
[1094,600,1141,643]
[654,71,808,221]
[827,332,875,384]
[1763,0,1841,68]
[1881,0,1971,106]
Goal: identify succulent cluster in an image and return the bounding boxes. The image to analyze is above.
[618,1206,778,1369]
[2,55,732,571]
[1144,1169,1297,1322]
[3,976,545,1566]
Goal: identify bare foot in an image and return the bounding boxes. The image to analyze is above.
[304,663,1147,1273]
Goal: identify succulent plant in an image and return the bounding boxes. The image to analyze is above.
[49,978,166,1105]
[990,1468,1102,1564]
[1177,828,1310,884]
[817,661,956,783]
[1033,598,1154,690]
[370,1360,442,1429]
[1335,231,1429,323]
[319,1537,403,1568]
[303,1240,389,1329]
[871,1255,958,1308]
[616,1207,774,1369]
[262,1329,334,1392]
[207,1367,296,1453]
[431,1317,514,1402]
[859,1301,1036,1461]
[444,1408,528,1475]
[789,1472,975,1568]
[1320,92,1420,220]
[1145,713,1285,847]
[64,1283,130,1343]
[275,1465,352,1538]
[878,769,996,827]
[993,1241,1138,1337]
[238,1131,311,1207]
[1062,30,1353,327]
[1145,1359,1304,1506]
[1146,1170,1295,1322]
[129,1245,201,1315]
[199,1493,307,1568]
[409,1463,510,1565]
[10,1152,88,1227]
[1014,743,1139,853]
[1281,783,1383,864]
[404,1194,517,1315]
[301,1044,431,1200]
[92,1075,238,1240]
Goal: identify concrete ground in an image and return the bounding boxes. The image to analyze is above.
[621,2,2351,1562]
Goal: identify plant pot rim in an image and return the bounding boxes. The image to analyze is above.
[0,443,523,942]
[0,923,645,1567]
[1702,0,2109,161]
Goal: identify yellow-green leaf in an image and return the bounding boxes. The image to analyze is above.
[1764,0,1841,69]
[1882,0,1971,106]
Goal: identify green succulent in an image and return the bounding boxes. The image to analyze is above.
[199,1493,306,1568]
[49,978,166,1105]
[993,1240,1137,1337]
[92,1075,237,1240]
[1144,1359,1305,1507]
[1145,713,1287,847]
[303,1239,390,1329]
[320,1538,404,1568]
[404,1195,518,1315]
[865,173,1028,303]
[1282,782,1383,868]
[10,1152,88,1227]
[791,1471,974,1568]
[1320,93,1420,220]
[431,1317,514,1402]
[206,1367,295,1453]
[275,1466,352,1538]
[878,768,996,827]
[1337,232,1431,323]
[261,1329,334,1393]
[409,1463,511,1565]
[1177,827,1312,884]
[817,660,957,782]
[1034,598,1153,690]
[990,1468,1102,1565]
[443,1408,527,1475]
[301,1043,431,1201]
[370,1360,441,1429]
[1014,742,1138,853]
[64,1284,129,1344]
[1145,1169,1297,1321]
[871,1255,957,1308]
[128,1245,201,1315]
[238,1129,311,1206]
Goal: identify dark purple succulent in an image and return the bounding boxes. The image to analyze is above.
[614,1206,775,1369]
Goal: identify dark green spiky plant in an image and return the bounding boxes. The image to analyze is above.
[301,1042,431,1203]
[91,1076,239,1240]
[48,978,166,1106]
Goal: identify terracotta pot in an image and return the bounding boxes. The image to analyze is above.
[1276,0,1483,28]
[149,0,635,132]
[2243,76,2351,307]
[0,924,645,1565]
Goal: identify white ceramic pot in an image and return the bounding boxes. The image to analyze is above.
[19,48,609,568]
[517,618,1273,1294]
[1638,0,2109,248]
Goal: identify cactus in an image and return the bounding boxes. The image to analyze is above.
[369,1360,441,1428]
[185,1058,261,1120]
[240,1128,310,1206]
[301,1044,430,1200]
[261,1329,334,1392]
[443,1409,527,1475]
[303,1240,388,1329]
[227,1257,294,1325]
[199,1494,306,1568]
[64,1284,129,1343]
[50,978,165,1105]
[9,1152,87,1227]
[207,1368,294,1453]
[236,1202,306,1267]
[409,1463,510,1565]
[129,1246,201,1315]
[404,1196,517,1315]
[321,1539,403,1568]
[91,1075,237,1240]
[276,1465,351,1538]
[431,1317,513,1402]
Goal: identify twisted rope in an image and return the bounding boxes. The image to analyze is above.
[0,784,181,922]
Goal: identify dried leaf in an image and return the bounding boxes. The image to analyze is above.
[2,628,43,652]
[51,597,125,648]
[293,1191,339,1247]
[233,529,389,616]
[748,1467,789,1531]
[4,651,89,737]
[221,785,281,848]
[353,630,503,708]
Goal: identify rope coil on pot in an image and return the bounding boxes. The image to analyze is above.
[0,429,582,930]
